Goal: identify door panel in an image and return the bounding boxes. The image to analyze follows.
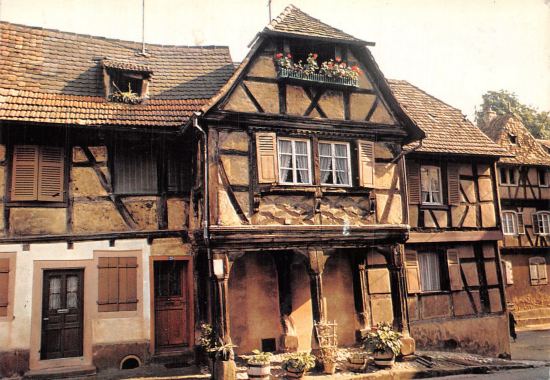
[41,270,84,360]
[154,260,189,351]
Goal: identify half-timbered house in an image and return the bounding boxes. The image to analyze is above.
[0,21,233,377]
[392,84,511,356]
[188,5,424,355]
[480,113,550,328]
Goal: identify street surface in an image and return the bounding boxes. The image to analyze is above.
[430,367,550,379]
[512,327,550,361]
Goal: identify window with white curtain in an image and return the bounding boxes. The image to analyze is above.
[319,141,351,186]
[502,211,519,235]
[420,165,442,204]
[418,252,442,292]
[533,211,550,235]
[278,138,311,185]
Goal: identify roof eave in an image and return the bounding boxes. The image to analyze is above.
[261,29,375,46]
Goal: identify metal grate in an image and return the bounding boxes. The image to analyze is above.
[278,68,359,87]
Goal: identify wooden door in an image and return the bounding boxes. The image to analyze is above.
[41,270,84,359]
[154,260,189,351]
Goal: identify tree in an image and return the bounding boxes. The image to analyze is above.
[475,90,550,139]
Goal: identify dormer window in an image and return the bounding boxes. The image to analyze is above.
[101,59,153,104]
[508,133,517,145]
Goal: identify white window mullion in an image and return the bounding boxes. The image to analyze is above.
[331,144,337,185]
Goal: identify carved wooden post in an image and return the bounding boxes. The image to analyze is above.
[307,249,327,323]
[212,252,232,343]
[387,244,408,334]
[357,258,372,330]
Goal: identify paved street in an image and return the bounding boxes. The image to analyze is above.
[512,327,550,361]
[430,367,550,379]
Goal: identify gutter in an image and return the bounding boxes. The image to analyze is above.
[190,112,210,244]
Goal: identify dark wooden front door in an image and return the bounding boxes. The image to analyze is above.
[154,260,189,351]
[41,269,84,360]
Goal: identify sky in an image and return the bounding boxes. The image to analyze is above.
[0,0,549,121]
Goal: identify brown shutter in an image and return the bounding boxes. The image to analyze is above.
[118,257,138,311]
[38,146,64,202]
[539,262,548,285]
[503,260,514,285]
[98,257,119,312]
[446,249,463,291]
[405,250,421,294]
[407,161,421,205]
[256,133,278,184]
[11,145,39,201]
[0,258,9,317]
[357,140,375,187]
[447,163,461,205]
[517,212,525,234]
[529,257,541,286]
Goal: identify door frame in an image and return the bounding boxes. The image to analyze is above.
[149,256,194,354]
[40,269,85,360]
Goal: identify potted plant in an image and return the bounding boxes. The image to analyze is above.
[281,351,316,379]
[247,349,272,379]
[198,323,217,370]
[214,342,237,361]
[363,322,402,368]
[319,346,337,374]
[346,352,368,372]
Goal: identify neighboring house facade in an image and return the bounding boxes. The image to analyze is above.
[391,84,510,356]
[0,21,233,377]
[480,114,550,327]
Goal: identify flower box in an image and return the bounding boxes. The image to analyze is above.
[277,67,359,87]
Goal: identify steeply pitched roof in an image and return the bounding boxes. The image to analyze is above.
[388,80,507,157]
[0,21,234,128]
[479,114,550,166]
[264,5,373,45]
[537,139,550,153]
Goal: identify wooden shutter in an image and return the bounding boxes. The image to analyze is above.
[98,257,137,312]
[447,163,461,205]
[539,262,548,285]
[256,133,278,184]
[0,258,9,317]
[407,161,421,205]
[446,249,463,291]
[404,250,421,294]
[357,140,375,187]
[11,145,39,201]
[517,212,525,234]
[503,260,514,285]
[532,213,541,235]
[38,146,64,201]
[118,257,138,311]
[529,258,540,286]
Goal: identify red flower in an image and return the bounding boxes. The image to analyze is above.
[287,53,292,59]
[275,53,283,59]
[313,53,318,59]
[341,62,347,68]
[335,56,341,62]
[351,65,360,72]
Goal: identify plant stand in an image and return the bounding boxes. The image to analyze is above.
[247,363,270,379]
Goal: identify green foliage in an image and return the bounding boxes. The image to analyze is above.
[363,322,402,356]
[282,351,316,372]
[247,349,272,365]
[110,82,142,104]
[198,323,217,353]
[476,90,550,139]
[214,343,237,361]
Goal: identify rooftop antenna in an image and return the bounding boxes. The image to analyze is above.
[268,0,272,22]
[139,0,147,56]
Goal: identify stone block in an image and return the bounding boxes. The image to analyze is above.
[71,167,108,196]
[220,155,249,186]
[400,335,416,356]
[219,131,249,152]
[478,177,494,201]
[10,207,66,235]
[367,268,391,294]
[151,237,192,256]
[72,201,128,233]
[375,163,399,190]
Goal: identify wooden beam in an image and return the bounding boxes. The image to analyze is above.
[407,230,503,243]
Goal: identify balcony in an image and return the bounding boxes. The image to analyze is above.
[277,67,359,88]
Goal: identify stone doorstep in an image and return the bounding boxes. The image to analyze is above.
[24,364,97,379]
[516,316,550,328]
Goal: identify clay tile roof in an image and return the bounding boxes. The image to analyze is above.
[265,5,372,45]
[102,58,152,74]
[0,21,235,128]
[388,80,507,157]
[479,114,550,166]
[537,139,550,152]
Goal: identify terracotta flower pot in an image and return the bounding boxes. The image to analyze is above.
[347,354,368,372]
[285,366,305,379]
[323,361,336,374]
[248,363,271,379]
[373,350,395,368]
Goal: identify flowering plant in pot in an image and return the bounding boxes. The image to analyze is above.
[247,349,272,379]
[281,351,316,379]
[319,346,338,374]
[363,322,402,368]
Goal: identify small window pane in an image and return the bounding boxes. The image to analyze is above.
[66,275,78,309]
[49,277,61,310]
[278,139,311,185]
[421,166,442,204]
[418,252,441,292]
[319,142,351,186]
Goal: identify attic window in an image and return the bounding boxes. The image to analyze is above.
[289,40,335,66]
[102,59,153,104]
[508,133,517,145]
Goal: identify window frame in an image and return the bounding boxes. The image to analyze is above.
[529,256,548,286]
[502,211,519,236]
[318,140,352,187]
[277,137,312,185]
[420,165,443,205]
[533,211,550,236]
[538,168,549,188]
[499,166,518,186]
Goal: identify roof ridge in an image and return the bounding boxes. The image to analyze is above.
[0,20,230,50]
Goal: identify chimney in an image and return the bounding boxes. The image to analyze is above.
[482,108,497,127]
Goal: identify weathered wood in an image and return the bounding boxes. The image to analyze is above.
[208,128,220,225]
[303,87,327,118]
[218,157,250,224]
[407,230,503,243]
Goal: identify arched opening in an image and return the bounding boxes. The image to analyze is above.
[120,355,141,370]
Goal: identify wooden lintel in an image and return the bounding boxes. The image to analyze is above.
[408,230,503,243]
